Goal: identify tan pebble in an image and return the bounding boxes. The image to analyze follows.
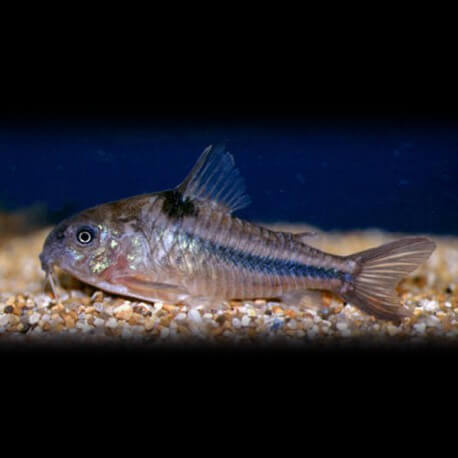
[177,325,190,335]
[52,303,65,313]
[128,314,140,326]
[7,314,20,326]
[55,323,64,332]
[16,299,26,310]
[42,322,51,332]
[210,326,224,336]
[91,291,104,303]
[321,291,333,308]
[81,297,91,306]
[163,304,178,312]
[160,317,171,327]
[114,304,133,321]
[144,318,155,331]
[64,315,76,328]
[6,297,15,306]
[247,328,257,338]
[112,298,126,308]
[254,299,265,306]
[215,314,226,325]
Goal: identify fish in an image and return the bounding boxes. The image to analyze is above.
[39,145,436,322]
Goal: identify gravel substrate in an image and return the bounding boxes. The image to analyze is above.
[0,225,457,347]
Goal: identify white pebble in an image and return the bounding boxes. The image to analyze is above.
[413,322,426,334]
[302,318,313,330]
[154,302,163,312]
[232,318,241,328]
[29,312,41,325]
[35,295,51,309]
[336,322,348,331]
[420,299,439,312]
[160,328,170,338]
[94,302,105,313]
[287,319,297,330]
[0,314,10,327]
[106,318,118,328]
[94,318,105,328]
[241,315,251,327]
[188,309,202,323]
[175,313,187,321]
[426,315,441,328]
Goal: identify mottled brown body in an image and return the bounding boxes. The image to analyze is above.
[40,145,435,322]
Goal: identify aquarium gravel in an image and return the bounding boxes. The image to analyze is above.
[0,225,457,346]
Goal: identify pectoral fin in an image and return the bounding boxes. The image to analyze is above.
[114,274,187,300]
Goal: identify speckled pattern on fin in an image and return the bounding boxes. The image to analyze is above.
[177,144,251,213]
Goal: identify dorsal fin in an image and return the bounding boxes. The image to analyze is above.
[177,144,251,213]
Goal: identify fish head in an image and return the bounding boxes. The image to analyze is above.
[40,206,148,291]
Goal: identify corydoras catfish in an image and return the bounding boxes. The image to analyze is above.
[40,145,436,322]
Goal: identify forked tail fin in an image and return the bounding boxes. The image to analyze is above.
[341,237,436,323]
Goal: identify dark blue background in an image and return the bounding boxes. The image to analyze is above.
[0,106,457,235]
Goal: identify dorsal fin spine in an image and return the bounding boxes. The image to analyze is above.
[177,144,251,214]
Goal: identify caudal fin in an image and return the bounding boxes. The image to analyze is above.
[341,237,436,322]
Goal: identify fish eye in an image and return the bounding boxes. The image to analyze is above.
[76,226,96,245]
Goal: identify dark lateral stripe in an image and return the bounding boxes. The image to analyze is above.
[189,232,343,280]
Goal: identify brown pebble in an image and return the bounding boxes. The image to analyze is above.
[216,314,226,325]
[128,315,140,326]
[64,315,76,328]
[210,327,224,336]
[163,304,178,312]
[144,318,155,331]
[52,303,65,313]
[114,304,133,321]
[81,297,91,306]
